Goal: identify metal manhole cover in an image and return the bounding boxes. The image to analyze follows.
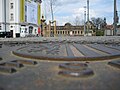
[12,43,120,61]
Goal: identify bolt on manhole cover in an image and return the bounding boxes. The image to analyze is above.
[58,63,94,77]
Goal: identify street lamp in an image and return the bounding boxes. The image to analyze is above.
[113,0,117,35]
[87,0,90,36]
[4,0,6,37]
[50,0,54,22]
[84,6,86,36]
[41,15,46,37]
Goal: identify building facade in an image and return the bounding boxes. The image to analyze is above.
[0,0,9,37]
[0,0,41,38]
[43,23,95,37]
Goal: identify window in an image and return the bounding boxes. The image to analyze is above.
[25,6,27,12]
[63,31,64,34]
[0,25,1,30]
[58,31,59,34]
[10,3,13,9]
[60,31,62,34]
[25,15,27,22]
[68,31,69,34]
[35,29,37,34]
[25,28,27,33]
[10,13,14,21]
[75,31,77,34]
[73,31,74,34]
[81,31,83,34]
[11,26,13,28]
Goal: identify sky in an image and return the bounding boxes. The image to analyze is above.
[42,0,120,26]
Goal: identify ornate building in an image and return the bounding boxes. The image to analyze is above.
[0,0,42,38]
[43,22,95,37]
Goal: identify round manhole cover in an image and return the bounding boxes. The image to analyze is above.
[12,43,120,61]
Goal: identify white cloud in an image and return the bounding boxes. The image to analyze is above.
[42,0,120,25]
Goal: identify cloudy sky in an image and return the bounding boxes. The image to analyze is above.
[42,0,120,25]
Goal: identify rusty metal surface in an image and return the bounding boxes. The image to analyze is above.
[0,41,120,90]
[12,43,120,61]
[58,63,94,77]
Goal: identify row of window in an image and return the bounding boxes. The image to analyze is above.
[50,31,83,35]
[10,3,13,9]
[10,2,14,21]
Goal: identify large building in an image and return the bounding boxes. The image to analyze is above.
[0,0,41,38]
[43,22,95,37]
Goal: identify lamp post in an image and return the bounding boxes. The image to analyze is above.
[84,6,86,36]
[50,0,54,22]
[87,0,89,22]
[87,0,89,36]
[41,15,46,37]
[4,0,6,37]
[113,0,117,35]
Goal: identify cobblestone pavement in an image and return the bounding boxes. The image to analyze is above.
[0,36,120,90]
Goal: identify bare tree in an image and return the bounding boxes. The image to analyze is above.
[73,16,83,26]
[44,0,58,21]
[91,17,107,30]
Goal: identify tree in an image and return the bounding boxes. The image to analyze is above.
[91,17,107,36]
[91,17,107,30]
[73,16,84,26]
[44,0,58,21]
[74,16,81,26]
